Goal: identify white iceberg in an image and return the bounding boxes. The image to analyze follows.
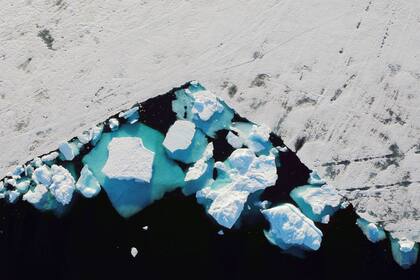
[41,152,59,163]
[163,120,196,153]
[131,247,138,258]
[32,165,52,186]
[192,90,224,121]
[196,148,277,228]
[48,164,76,205]
[262,203,323,251]
[290,184,342,223]
[226,131,243,149]
[76,165,101,198]
[8,190,20,203]
[59,141,80,161]
[185,143,214,182]
[119,106,139,124]
[91,124,104,146]
[102,137,155,183]
[23,184,48,204]
[231,123,272,154]
[108,118,119,131]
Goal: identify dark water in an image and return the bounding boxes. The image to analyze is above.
[0,83,418,280]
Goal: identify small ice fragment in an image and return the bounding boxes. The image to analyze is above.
[119,107,140,124]
[307,171,326,186]
[277,146,288,152]
[77,130,93,144]
[15,180,30,193]
[185,143,213,182]
[131,247,138,258]
[59,142,80,161]
[341,200,350,209]
[142,226,148,231]
[6,178,16,187]
[0,181,4,192]
[217,230,224,236]
[25,165,34,177]
[23,184,48,204]
[8,190,20,203]
[31,157,43,168]
[108,118,119,131]
[356,218,386,243]
[226,131,243,149]
[247,205,251,210]
[91,125,103,146]
[102,137,155,183]
[41,152,59,163]
[191,90,224,121]
[262,203,323,251]
[76,165,101,198]
[48,165,76,205]
[321,215,330,224]
[32,165,52,186]
[12,166,24,176]
[163,120,196,153]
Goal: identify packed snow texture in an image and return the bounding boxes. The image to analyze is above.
[262,203,323,251]
[102,137,155,183]
[0,0,419,242]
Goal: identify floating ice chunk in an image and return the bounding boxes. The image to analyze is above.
[15,180,30,193]
[226,131,243,149]
[192,90,224,121]
[8,190,20,203]
[262,203,323,251]
[131,247,138,258]
[307,171,326,186]
[0,181,4,192]
[12,166,24,176]
[356,218,386,243]
[254,200,271,210]
[277,146,288,152]
[102,137,155,183]
[23,184,48,204]
[76,165,101,198]
[217,230,224,236]
[41,152,59,164]
[91,124,104,146]
[119,106,140,124]
[59,142,80,161]
[290,184,342,223]
[142,226,148,231]
[196,148,277,228]
[163,120,196,153]
[390,237,419,269]
[321,215,330,224]
[49,165,76,205]
[6,178,16,187]
[31,157,43,168]
[108,118,120,131]
[32,165,52,186]
[77,130,93,144]
[25,165,34,177]
[341,200,350,209]
[231,123,273,154]
[185,143,214,181]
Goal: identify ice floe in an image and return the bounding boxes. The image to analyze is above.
[390,237,419,269]
[262,203,323,251]
[76,165,101,198]
[356,218,386,243]
[102,137,155,183]
[23,184,48,204]
[119,106,140,124]
[59,141,80,161]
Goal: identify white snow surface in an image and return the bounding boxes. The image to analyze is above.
[163,120,196,153]
[102,137,154,183]
[1,0,420,241]
[262,203,323,251]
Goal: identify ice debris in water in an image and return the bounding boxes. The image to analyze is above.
[356,218,386,243]
[76,165,101,198]
[390,238,419,269]
[48,165,76,205]
[226,131,243,149]
[307,171,326,186]
[59,141,80,161]
[290,184,342,223]
[102,137,155,183]
[131,247,138,258]
[262,203,323,251]
[41,152,59,164]
[196,148,277,228]
[23,184,48,204]
[108,118,120,131]
[230,122,273,154]
[119,106,139,124]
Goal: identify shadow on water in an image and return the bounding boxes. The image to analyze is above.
[0,82,418,280]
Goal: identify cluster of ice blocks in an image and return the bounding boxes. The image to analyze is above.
[0,82,417,269]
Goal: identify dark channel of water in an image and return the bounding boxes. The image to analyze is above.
[0,83,418,280]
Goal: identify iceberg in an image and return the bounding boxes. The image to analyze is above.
[183,143,214,195]
[119,106,140,124]
[58,141,80,161]
[226,131,243,149]
[22,184,48,204]
[196,148,277,228]
[108,118,120,131]
[76,165,101,198]
[262,203,323,251]
[390,237,419,269]
[163,120,207,164]
[356,218,386,243]
[230,122,273,154]
[290,184,342,223]
[48,165,76,205]
[102,137,155,183]
[307,171,326,186]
